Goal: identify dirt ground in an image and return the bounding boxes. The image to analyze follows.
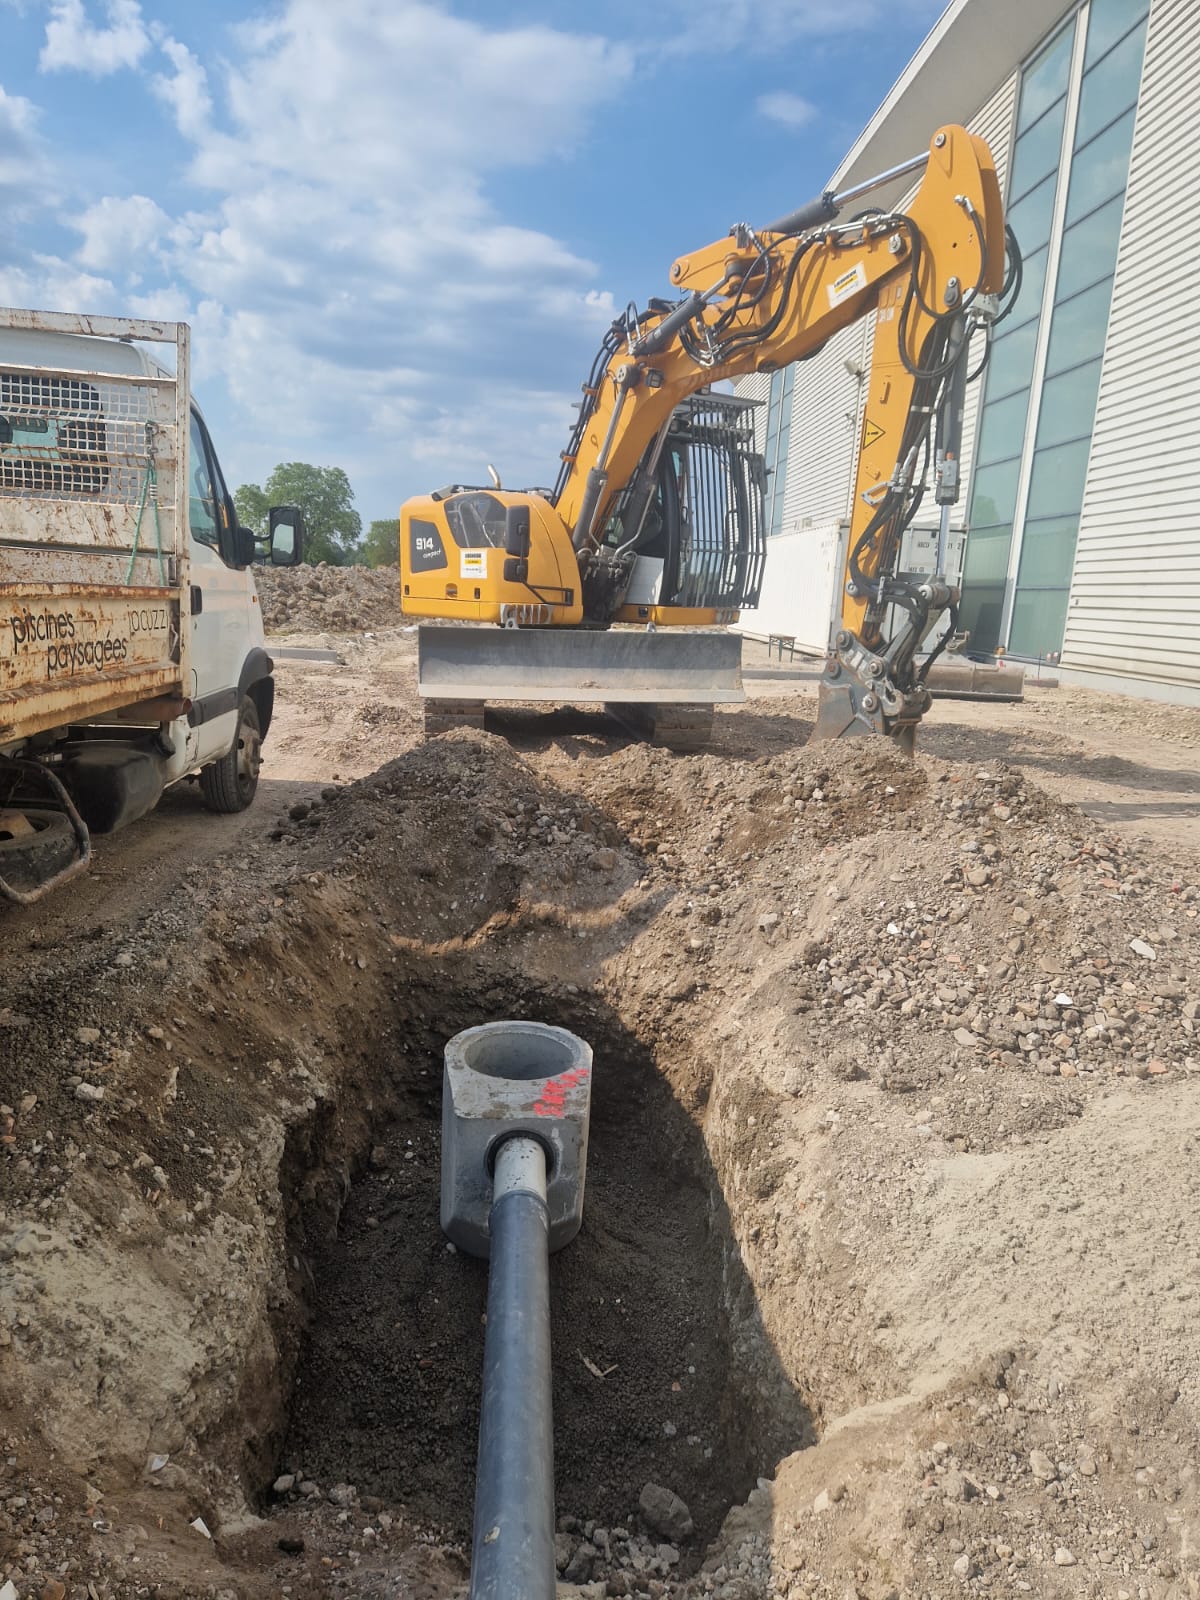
[3,593,1200,1600]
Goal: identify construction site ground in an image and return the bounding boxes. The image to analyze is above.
[4,573,1200,1600]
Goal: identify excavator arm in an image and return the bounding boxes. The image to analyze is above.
[550,124,1011,744]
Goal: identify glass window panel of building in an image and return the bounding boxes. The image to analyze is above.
[960,0,1148,656]
[1083,0,1149,69]
[1024,437,1092,522]
[1016,515,1080,587]
[1064,105,1138,224]
[1044,277,1116,376]
[1054,192,1124,302]
[972,458,1023,528]
[1074,24,1148,147]
[1007,586,1071,660]
[1006,170,1060,255]
[1008,100,1068,203]
[975,388,1030,466]
[1036,358,1103,449]
[1017,21,1074,123]
[1013,242,1051,326]
[987,317,1040,401]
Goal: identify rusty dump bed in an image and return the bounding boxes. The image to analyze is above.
[0,309,190,746]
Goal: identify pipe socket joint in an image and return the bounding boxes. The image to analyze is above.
[441,1020,592,1259]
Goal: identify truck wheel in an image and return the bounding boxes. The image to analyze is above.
[0,807,81,893]
[200,695,262,814]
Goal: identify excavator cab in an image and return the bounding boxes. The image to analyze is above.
[593,392,767,626]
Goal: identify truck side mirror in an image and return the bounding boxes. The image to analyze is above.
[268,505,305,567]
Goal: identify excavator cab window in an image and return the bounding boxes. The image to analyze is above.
[442,492,509,548]
[599,456,678,563]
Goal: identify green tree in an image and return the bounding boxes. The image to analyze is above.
[235,463,362,565]
[362,518,400,568]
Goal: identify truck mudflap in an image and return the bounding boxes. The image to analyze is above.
[416,624,746,707]
[0,756,91,906]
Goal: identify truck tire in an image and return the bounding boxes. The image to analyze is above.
[0,807,80,893]
[200,695,262,814]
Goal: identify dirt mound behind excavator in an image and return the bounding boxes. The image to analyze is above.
[256,562,400,634]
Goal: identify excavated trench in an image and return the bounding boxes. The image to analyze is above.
[269,979,812,1558]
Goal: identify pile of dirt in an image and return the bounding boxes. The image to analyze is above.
[255,562,400,634]
[2,715,1200,1599]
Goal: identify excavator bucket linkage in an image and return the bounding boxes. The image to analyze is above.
[810,637,1025,752]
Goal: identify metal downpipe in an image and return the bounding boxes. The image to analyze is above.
[469,1135,555,1600]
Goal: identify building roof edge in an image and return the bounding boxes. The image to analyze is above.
[829,0,1075,191]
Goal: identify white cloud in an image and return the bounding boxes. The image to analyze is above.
[123,2,631,502]
[73,192,171,269]
[13,0,937,519]
[0,252,116,312]
[0,83,46,207]
[757,91,818,130]
[201,0,632,191]
[39,0,150,76]
[0,83,37,137]
[636,0,939,55]
[7,1,635,512]
[29,1,955,515]
[151,37,211,139]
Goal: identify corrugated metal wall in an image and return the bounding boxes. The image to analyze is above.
[740,369,771,457]
[958,72,1019,487]
[1061,0,1199,691]
[781,320,872,532]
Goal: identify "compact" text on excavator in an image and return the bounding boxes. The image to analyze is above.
[400,125,1020,750]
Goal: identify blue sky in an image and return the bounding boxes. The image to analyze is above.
[0,0,945,527]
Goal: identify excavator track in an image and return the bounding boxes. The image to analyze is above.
[423,699,486,737]
[605,701,714,752]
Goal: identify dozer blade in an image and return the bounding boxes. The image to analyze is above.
[417,625,745,706]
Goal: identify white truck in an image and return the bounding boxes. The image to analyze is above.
[0,308,304,903]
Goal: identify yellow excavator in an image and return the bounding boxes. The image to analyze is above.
[400,125,1021,749]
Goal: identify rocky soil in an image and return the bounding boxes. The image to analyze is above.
[2,588,1200,1600]
[255,563,400,634]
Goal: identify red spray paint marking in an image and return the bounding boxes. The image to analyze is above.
[533,1065,590,1118]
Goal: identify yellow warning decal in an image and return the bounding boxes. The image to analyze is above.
[862,418,885,450]
[827,260,867,308]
